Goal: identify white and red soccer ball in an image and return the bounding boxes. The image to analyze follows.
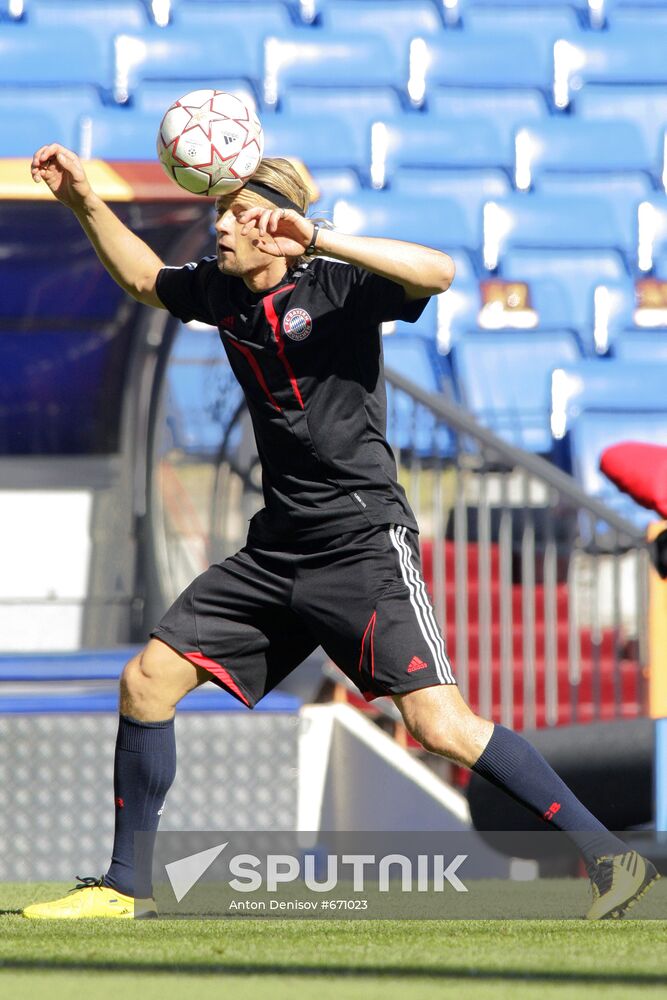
[157,89,264,196]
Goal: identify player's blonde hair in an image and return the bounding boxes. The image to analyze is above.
[217,157,312,215]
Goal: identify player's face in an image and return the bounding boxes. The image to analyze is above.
[214,196,273,277]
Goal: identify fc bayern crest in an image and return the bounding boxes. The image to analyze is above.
[283,308,312,341]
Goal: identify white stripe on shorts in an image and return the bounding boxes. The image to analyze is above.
[389,525,456,684]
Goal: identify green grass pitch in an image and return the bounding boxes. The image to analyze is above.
[1,883,666,1000]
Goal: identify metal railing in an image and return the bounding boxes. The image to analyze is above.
[385,367,650,731]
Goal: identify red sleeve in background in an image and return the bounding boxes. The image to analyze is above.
[600,442,667,519]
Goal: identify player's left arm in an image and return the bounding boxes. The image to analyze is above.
[238,208,455,299]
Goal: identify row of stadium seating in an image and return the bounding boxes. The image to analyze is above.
[382,337,667,527]
[4,0,667,36]
[4,18,667,109]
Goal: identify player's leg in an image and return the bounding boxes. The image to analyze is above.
[22,639,207,919]
[394,683,660,919]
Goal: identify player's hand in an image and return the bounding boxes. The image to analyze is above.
[30,144,92,209]
[238,206,315,258]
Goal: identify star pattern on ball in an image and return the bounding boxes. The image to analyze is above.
[181,97,232,142]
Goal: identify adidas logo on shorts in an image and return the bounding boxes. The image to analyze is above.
[407,656,428,673]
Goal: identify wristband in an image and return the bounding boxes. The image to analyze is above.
[304,223,320,257]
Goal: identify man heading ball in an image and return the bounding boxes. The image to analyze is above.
[24,143,659,921]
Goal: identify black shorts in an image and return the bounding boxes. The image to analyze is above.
[150,518,457,708]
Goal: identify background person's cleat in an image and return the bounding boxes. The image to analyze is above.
[22,876,156,919]
[586,851,661,920]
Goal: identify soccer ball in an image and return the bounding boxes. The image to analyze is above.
[157,89,264,197]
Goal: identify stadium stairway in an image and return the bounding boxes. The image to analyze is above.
[418,539,643,730]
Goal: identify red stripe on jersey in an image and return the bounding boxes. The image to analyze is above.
[228,339,282,412]
[263,285,305,410]
[183,650,250,706]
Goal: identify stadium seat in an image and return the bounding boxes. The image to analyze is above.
[463,5,579,36]
[135,80,258,116]
[551,359,667,433]
[554,28,667,111]
[483,194,636,271]
[320,1,443,60]
[263,113,366,174]
[392,170,511,236]
[0,87,101,155]
[569,409,667,530]
[513,119,655,190]
[371,116,511,190]
[111,25,260,104]
[535,176,653,244]
[309,168,361,216]
[451,329,582,454]
[383,286,482,355]
[0,25,112,91]
[170,0,293,33]
[263,32,404,109]
[332,191,477,255]
[576,86,667,170]
[612,330,667,361]
[502,249,629,349]
[29,0,149,42]
[636,196,667,274]
[0,106,72,156]
[383,334,456,460]
[75,107,162,159]
[430,89,548,151]
[604,4,667,29]
[409,32,554,108]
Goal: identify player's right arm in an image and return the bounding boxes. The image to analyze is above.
[31,144,165,309]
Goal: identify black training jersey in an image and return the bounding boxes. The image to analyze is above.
[156,255,429,539]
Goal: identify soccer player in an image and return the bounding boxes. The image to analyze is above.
[24,143,658,920]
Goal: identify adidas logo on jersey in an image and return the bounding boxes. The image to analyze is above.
[407,656,428,673]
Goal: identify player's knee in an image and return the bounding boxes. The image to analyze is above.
[408,711,489,765]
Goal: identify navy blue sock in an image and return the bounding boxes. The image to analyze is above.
[472,724,626,865]
[103,714,176,898]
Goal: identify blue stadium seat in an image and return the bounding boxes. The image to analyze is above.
[170,0,293,33]
[29,0,149,40]
[569,409,667,530]
[372,116,510,190]
[263,32,404,109]
[605,4,667,29]
[535,176,653,241]
[430,89,548,150]
[451,329,581,454]
[612,330,667,361]
[576,86,667,169]
[111,26,260,104]
[636,196,667,274]
[392,169,511,235]
[320,1,442,60]
[0,25,112,91]
[135,80,257,116]
[554,28,667,111]
[514,119,655,189]
[483,194,636,271]
[332,191,477,254]
[0,106,71,156]
[263,113,366,173]
[74,107,161,159]
[384,286,482,355]
[442,0,590,29]
[383,334,456,460]
[551,359,667,433]
[502,249,629,348]
[463,5,579,35]
[310,168,361,216]
[409,32,553,108]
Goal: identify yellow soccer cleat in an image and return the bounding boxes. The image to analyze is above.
[586,850,661,920]
[22,876,157,919]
